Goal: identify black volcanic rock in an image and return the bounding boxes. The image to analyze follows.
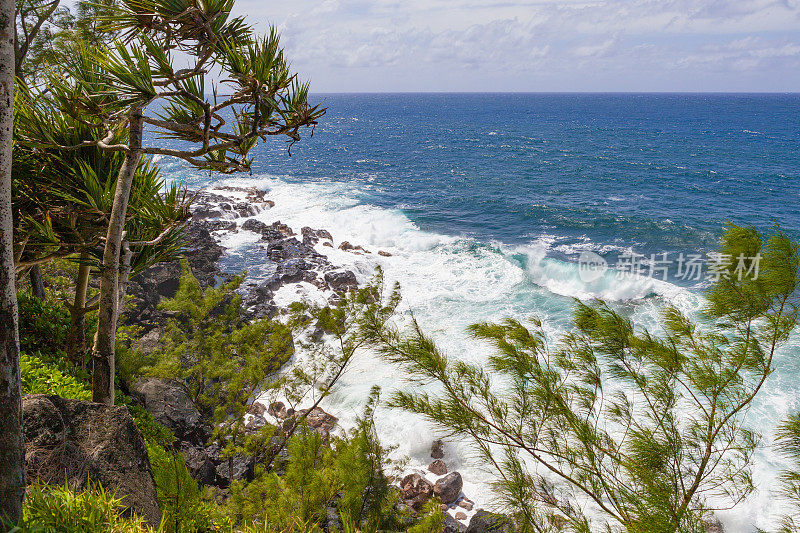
[267,238,324,264]
[131,378,209,446]
[324,270,358,292]
[23,395,161,526]
[465,510,513,533]
[301,226,333,245]
[125,222,225,329]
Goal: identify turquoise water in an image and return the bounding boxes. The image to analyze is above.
[159,94,800,531]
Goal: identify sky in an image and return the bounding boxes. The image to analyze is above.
[226,0,800,93]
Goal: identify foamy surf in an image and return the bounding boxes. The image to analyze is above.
[201,173,795,532]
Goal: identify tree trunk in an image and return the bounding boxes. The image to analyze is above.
[117,241,131,313]
[0,0,23,521]
[66,254,91,366]
[29,265,44,299]
[91,111,143,405]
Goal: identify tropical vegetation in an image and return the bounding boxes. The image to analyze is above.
[0,0,798,531]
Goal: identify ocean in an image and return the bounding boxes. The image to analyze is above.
[158,93,800,531]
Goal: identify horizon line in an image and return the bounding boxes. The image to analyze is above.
[210,90,800,97]
[307,90,800,95]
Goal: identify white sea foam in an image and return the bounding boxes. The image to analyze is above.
[207,173,793,532]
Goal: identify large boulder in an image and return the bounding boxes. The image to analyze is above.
[444,512,468,533]
[182,445,220,487]
[434,471,463,504]
[400,473,434,511]
[324,270,358,292]
[23,395,161,526]
[465,510,513,533]
[131,378,209,446]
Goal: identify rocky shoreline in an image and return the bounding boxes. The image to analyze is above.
[123,185,499,532]
[126,185,362,330]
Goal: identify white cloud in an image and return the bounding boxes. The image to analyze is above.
[231,0,800,91]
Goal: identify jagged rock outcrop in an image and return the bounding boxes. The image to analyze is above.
[400,473,434,511]
[23,395,161,525]
[301,226,333,245]
[131,378,209,445]
[125,222,225,329]
[242,219,295,242]
[191,187,271,221]
[465,510,513,533]
[130,377,259,488]
[428,459,448,476]
[127,187,365,325]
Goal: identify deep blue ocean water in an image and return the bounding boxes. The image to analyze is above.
[242,93,800,258]
[164,93,800,531]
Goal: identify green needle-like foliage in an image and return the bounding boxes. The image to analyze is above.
[228,388,426,532]
[774,414,800,532]
[143,262,293,428]
[363,224,800,533]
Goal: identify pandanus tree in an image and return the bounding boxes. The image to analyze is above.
[15,0,65,83]
[0,0,71,519]
[18,0,324,404]
[15,85,191,365]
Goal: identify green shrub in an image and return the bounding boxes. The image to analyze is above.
[20,352,92,400]
[117,324,151,386]
[228,390,426,532]
[16,290,92,401]
[148,443,231,533]
[17,292,70,360]
[145,263,294,424]
[9,483,151,532]
[229,426,335,530]
[130,405,176,448]
[143,263,294,477]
